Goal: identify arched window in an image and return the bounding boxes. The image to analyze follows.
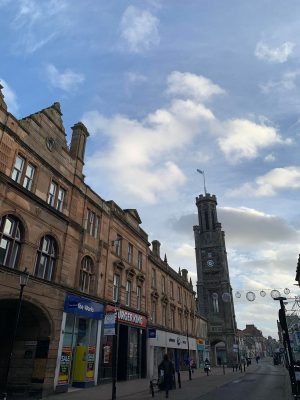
[35,235,57,280]
[212,293,219,313]
[79,256,94,293]
[0,214,22,269]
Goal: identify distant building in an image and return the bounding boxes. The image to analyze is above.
[237,324,267,358]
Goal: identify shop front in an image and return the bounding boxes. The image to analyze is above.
[196,338,207,368]
[147,330,197,378]
[100,305,147,382]
[54,294,104,392]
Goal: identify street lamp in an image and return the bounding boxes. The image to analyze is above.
[3,268,29,400]
[111,301,120,400]
[185,313,192,381]
[275,296,299,397]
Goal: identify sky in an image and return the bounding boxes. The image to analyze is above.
[1,0,300,338]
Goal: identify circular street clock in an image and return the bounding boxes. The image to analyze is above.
[206,259,214,267]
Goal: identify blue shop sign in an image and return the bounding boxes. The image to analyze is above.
[64,294,104,320]
[148,328,157,338]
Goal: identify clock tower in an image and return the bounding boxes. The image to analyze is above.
[193,193,237,365]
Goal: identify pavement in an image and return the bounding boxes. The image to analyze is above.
[46,363,272,400]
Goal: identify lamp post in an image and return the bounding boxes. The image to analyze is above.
[3,269,29,400]
[112,301,120,400]
[186,314,192,381]
[275,296,299,397]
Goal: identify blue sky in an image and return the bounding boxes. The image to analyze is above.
[2,0,300,337]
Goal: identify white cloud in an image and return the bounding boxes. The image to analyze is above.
[0,79,19,114]
[126,72,148,84]
[229,166,300,197]
[12,0,67,53]
[255,41,295,63]
[175,243,195,259]
[83,71,294,202]
[46,64,85,92]
[120,6,160,53]
[83,95,212,203]
[167,71,225,102]
[264,153,275,162]
[261,70,300,94]
[217,119,291,163]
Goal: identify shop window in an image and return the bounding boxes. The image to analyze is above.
[0,214,22,269]
[136,286,141,310]
[79,256,94,293]
[47,180,66,212]
[113,274,120,302]
[137,251,142,270]
[125,280,131,306]
[128,327,139,378]
[85,209,100,238]
[11,154,36,191]
[34,235,57,281]
[128,243,133,264]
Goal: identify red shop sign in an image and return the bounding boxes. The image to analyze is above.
[106,305,147,328]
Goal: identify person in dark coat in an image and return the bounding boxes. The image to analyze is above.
[158,354,175,398]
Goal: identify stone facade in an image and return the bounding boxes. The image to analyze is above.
[193,193,237,365]
[0,87,206,396]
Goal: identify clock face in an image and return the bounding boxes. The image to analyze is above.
[206,259,214,267]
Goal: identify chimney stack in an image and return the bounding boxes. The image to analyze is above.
[152,240,161,258]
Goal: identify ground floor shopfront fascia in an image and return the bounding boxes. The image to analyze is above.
[54,293,104,393]
[147,329,197,378]
[100,305,147,382]
[196,339,210,368]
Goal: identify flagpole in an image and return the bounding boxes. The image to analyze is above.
[196,169,207,195]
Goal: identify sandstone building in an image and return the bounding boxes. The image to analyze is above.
[0,86,206,397]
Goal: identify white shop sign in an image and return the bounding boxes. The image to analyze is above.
[149,329,197,351]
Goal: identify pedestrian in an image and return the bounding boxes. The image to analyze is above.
[158,354,175,399]
[241,356,246,372]
[255,355,260,364]
[204,358,211,376]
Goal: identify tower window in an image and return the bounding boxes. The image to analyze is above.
[212,293,219,313]
[205,211,209,230]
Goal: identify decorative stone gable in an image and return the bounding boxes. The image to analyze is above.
[0,84,7,110]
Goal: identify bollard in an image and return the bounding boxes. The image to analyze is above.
[177,371,181,389]
[223,364,225,375]
[150,380,154,397]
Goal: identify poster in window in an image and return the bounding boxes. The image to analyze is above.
[86,346,96,381]
[58,347,72,385]
[103,345,111,364]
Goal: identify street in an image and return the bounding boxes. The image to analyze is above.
[197,360,288,400]
[47,358,291,400]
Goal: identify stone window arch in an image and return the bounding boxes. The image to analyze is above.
[79,256,94,293]
[34,235,57,281]
[212,292,219,313]
[0,214,23,269]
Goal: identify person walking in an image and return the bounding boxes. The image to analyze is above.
[158,354,175,398]
[241,356,246,372]
[204,358,211,376]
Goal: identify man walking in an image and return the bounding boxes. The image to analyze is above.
[158,354,175,398]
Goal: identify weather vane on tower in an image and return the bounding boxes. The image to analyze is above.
[197,169,207,195]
